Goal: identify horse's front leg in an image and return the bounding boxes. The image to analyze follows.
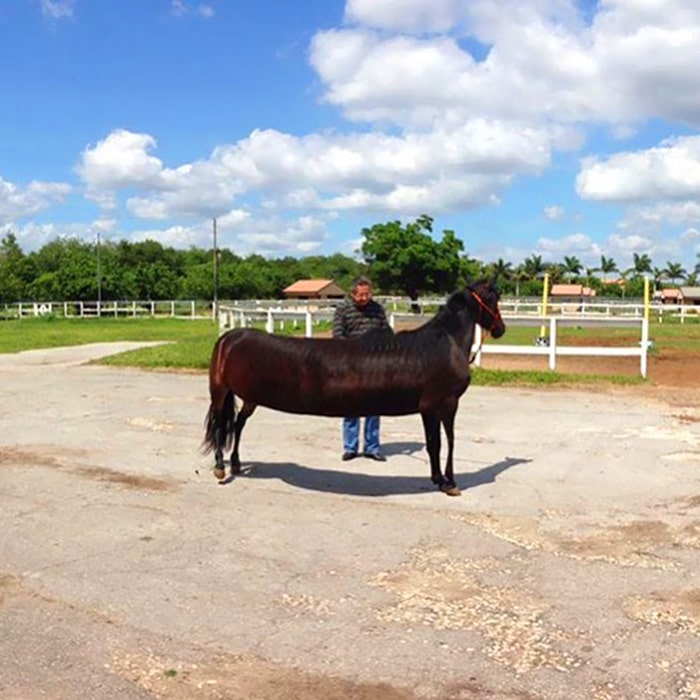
[440,401,461,497]
[420,413,443,487]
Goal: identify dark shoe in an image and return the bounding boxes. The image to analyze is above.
[341,451,358,461]
[365,452,387,462]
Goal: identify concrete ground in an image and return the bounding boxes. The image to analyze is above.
[0,343,699,699]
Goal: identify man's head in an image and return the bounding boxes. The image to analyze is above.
[350,276,373,308]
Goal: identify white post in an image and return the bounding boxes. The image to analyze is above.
[305,310,313,337]
[389,312,396,330]
[472,324,483,366]
[266,310,274,334]
[549,317,557,371]
[640,317,649,378]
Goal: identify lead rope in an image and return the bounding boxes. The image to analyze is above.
[469,330,487,364]
[468,290,498,364]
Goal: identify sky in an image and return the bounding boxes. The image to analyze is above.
[2,0,700,273]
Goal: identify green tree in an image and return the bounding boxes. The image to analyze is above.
[360,215,465,298]
[663,261,687,286]
[562,255,582,280]
[485,258,513,290]
[0,232,30,302]
[598,255,618,282]
[521,254,545,281]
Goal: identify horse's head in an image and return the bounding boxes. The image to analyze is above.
[466,279,506,338]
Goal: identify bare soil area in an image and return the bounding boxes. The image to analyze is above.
[1,344,698,699]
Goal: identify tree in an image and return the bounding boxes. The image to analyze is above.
[485,258,513,290]
[0,232,29,302]
[521,254,545,281]
[599,255,618,282]
[631,252,652,276]
[360,215,465,298]
[663,261,687,286]
[562,255,582,280]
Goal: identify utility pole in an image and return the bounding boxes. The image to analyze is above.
[96,230,102,317]
[212,218,219,321]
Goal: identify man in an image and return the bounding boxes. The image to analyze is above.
[332,275,390,462]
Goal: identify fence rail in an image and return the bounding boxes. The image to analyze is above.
[218,305,651,377]
[1,300,211,320]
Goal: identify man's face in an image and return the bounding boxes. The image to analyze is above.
[351,283,372,307]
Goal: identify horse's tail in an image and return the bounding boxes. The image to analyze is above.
[201,390,235,454]
[201,332,237,455]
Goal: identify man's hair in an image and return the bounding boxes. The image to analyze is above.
[351,275,373,293]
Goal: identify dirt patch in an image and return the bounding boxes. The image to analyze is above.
[110,651,420,700]
[0,446,174,491]
[370,546,580,675]
[623,588,700,635]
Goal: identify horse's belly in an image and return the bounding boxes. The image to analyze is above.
[243,381,420,417]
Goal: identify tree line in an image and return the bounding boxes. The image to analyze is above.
[1,216,698,303]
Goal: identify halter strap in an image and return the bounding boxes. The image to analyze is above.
[468,289,502,364]
[470,290,502,330]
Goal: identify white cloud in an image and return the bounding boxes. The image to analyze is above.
[544,205,565,220]
[171,1,215,19]
[41,0,74,20]
[77,130,164,193]
[0,176,71,220]
[310,0,700,131]
[345,0,462,34]
[576,136,700,202]
[79,123,553,223]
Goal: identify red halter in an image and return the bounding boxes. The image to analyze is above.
[469,290,502,364]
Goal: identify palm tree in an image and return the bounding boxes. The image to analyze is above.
[545,262,566,284]
[664,261,687,286]
[512,267,529,298]
[562,255,582,281]
[632,252,652,276]
[599,255,618,282]
[486,258,514,290]
[522,254,545,281]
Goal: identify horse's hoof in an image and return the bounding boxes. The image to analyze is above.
[231,463,242,475]
[213,468,226,480]
[441,485,461,497]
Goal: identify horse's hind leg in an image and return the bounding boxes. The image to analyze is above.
[209,389,234,480]
[231,401,257,473]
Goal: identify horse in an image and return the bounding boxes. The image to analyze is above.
[202,279,506,496]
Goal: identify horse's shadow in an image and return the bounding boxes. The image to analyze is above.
[222,455,531,497]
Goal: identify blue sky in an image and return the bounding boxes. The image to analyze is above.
[2,0,700,274]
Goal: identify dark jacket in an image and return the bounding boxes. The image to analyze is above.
[332,298,389,339]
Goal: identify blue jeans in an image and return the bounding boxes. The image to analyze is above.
[343,416,381,455]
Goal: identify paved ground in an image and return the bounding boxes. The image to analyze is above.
[1,343,699,699]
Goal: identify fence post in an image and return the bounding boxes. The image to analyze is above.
[305,310,313,337]
[472,324,483,366]
[549,317,557,371]
[266,310,274,334]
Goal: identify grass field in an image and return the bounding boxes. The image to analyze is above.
[2,314,697,386]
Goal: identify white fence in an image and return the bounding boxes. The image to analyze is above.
[218,305,651,377]
[1,300,209,320]
[471,316,649,378]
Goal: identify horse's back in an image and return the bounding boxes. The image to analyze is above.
[210,326,471,417]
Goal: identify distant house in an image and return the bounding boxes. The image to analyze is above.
[656,288,683,304]
[282,279,346,300]
[549,284,596,301]
[679,286,700,305]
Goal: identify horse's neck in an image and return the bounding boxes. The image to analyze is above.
[430,310,477,352]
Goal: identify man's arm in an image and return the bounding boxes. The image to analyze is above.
[332,302,347,338]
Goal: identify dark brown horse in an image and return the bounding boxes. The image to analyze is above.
[203,279,505,495]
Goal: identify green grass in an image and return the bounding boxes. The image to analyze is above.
[1,314,692,386]
[0,316,218,365]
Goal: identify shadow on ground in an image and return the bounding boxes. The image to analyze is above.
[221,456,531,497]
